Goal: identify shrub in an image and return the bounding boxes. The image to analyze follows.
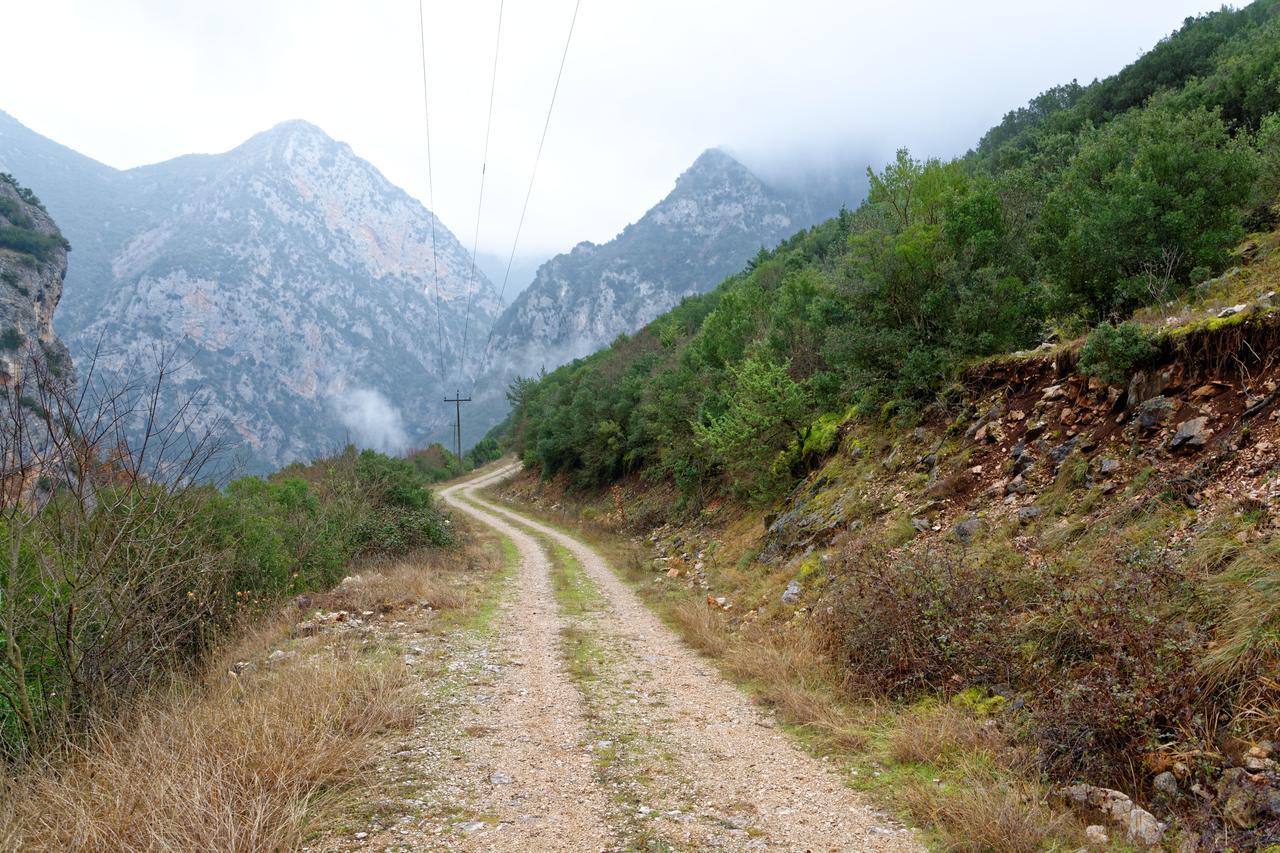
[0,360,455,763]
[1077,321,1160,387]
[0,226,68,263]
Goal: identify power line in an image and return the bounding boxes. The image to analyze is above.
[457,0,505,390]
[474,0,583,389]
[416,0,446,392]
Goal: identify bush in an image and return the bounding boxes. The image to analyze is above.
[0,362,454,763]
[1077,321,1160,386]
[1039,99,1258,317]
[0,226,68,263]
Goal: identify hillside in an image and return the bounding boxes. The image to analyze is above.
[499,1,1280,846]
[0,113,501,472]
[461,147,858,447]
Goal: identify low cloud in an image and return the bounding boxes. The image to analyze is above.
[333,388,409,454]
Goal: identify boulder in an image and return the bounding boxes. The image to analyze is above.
[1048,437,1078,464]
[1057,784,1164,847]
[1217,767,1280,829]
[1136,396,1174,431]
[781,580,802,605]
[1098,457,1121,476]
[1017,506,1042,524]
[1217,303,1248,319]
[1127,369,1170,409]
[1169,417,1211,450]
[953,517,983,542]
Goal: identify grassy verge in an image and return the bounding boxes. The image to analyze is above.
[0,539,502,851]
[480,486,1089,852]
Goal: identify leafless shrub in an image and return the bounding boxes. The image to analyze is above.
[0,345,229,761]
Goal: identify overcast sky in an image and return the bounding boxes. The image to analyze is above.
[5,0,1221,279]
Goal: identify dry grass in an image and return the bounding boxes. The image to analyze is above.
[0,547,484,852]
[723,633,867,752]
[318,555,466,613]
[0,643,412,851]
[901,769,1081,853]
[888,705,1007,767]
[887,705,1081,852]
[670,599,729,656]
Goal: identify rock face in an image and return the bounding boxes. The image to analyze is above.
[0,111,501,472]
[0,173,71,387]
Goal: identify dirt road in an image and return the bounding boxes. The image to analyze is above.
[405,463,918,852]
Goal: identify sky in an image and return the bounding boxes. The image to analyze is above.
[3,0,1223,292]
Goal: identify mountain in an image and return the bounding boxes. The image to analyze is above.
[486,148,835,373]
[457,148,855,442]
[0,112,501,472]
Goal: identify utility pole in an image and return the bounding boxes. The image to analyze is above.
[443,390,471,461]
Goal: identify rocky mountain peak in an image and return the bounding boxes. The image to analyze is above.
[0,113,502,472]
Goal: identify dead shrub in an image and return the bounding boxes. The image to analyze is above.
[821,547,1017,694]
[317,554,465,614]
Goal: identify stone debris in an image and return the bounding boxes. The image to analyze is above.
[781,579,803,604]
[1057,783,1164,847]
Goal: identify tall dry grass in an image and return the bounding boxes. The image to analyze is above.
[0,547,483,852]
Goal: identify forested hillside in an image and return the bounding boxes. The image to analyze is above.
[507,1,1279,506]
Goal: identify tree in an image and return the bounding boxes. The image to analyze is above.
[1038,98,1259,317]
[694,356,812,501]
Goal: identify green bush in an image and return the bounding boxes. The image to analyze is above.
[0,439,454,763]
[0,328,23,351]
[0,226,68,263]
[1077,321,1160,387]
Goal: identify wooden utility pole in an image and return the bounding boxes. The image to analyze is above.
[444,390,471,461]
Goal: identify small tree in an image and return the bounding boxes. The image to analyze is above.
[695,356,812,501]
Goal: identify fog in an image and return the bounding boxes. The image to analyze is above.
[334,388,410,454]
[3,1,1222,262]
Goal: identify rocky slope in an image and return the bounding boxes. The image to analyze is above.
[0,172,71,387]
[0,111,501,472]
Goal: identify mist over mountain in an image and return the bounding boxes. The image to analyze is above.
[0,111,501,472]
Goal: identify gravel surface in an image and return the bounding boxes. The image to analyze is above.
[433,464,920,852]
